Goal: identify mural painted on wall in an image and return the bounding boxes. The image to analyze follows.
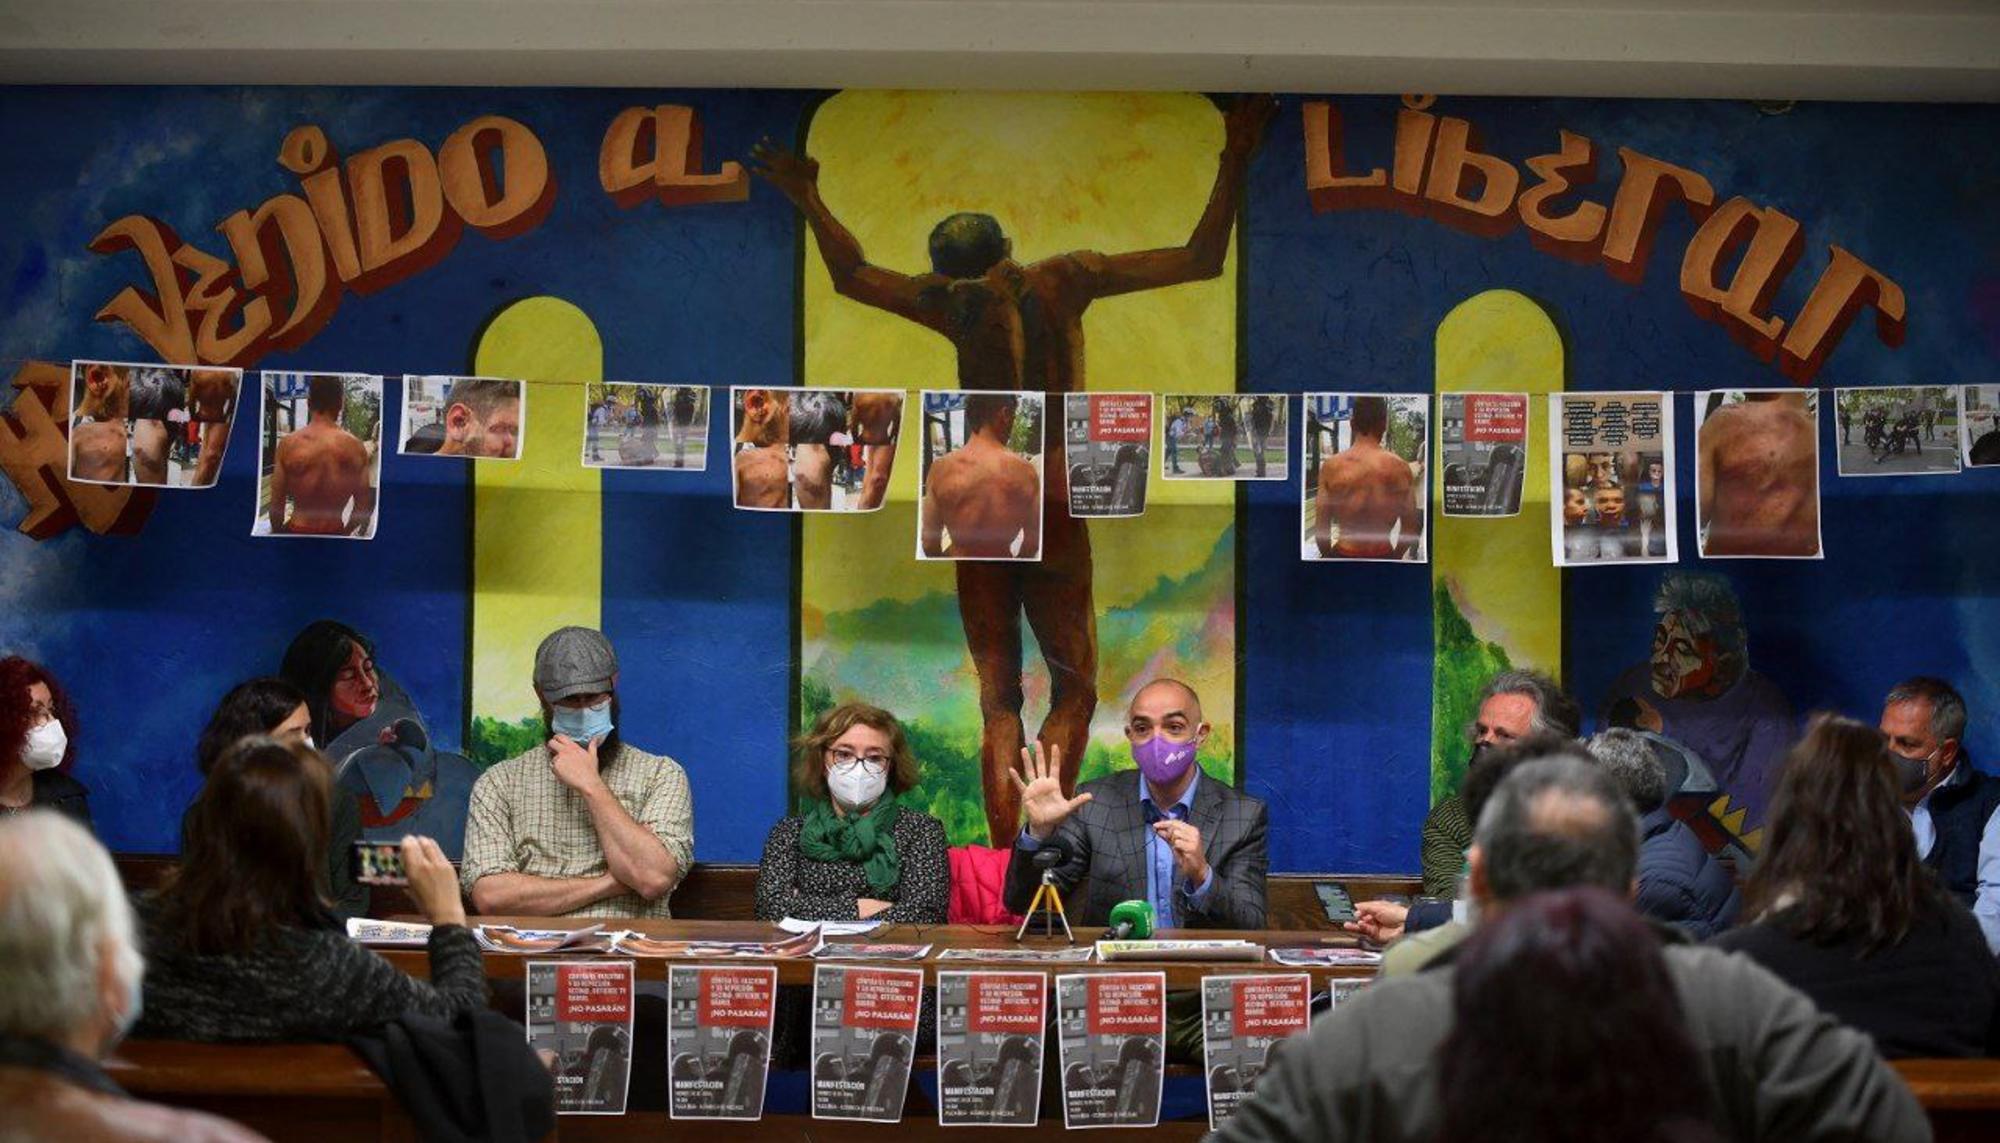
[1,87,1994,869]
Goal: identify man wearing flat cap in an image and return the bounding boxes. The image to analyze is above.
[461,627,694,918]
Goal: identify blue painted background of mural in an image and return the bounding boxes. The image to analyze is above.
[2,86,1995,867]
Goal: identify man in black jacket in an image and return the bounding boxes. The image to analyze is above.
[1884,676,2000,952]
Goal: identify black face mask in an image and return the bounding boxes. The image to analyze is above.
[1891,749,1935,796]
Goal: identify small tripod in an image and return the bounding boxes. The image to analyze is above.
[1015,864,1074,944]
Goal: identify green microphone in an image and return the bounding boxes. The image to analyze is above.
[1107,899,1156,940]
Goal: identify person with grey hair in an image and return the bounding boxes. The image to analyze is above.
[1601,571,1796,830]
[1587,728,1741,939]
[0,812,265,1142]
[1880,675,2000,952]
[1213,757,1929,1143]
[1419,668,1582,897]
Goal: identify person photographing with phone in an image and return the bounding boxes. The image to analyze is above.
[132,737,488,1041]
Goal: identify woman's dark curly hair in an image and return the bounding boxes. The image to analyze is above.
[0,656,78,771]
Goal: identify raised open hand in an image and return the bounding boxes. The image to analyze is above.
[749,138,820,202]
[1009,741,1092,842]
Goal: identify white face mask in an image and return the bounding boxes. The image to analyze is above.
[21,720,66,771]
[827,765,888,811]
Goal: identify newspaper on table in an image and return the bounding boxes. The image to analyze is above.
[526,961,634,1115]
[809,964,924,1123]
[1438,392,1529,517]
[1055,972,1166,1129]
[1095,939,1263,962]
[779,917,881,936]
[610,926,825,959]
[813,943,935,962]
[667,964,778,1121]
[476,924,614,954]
[937,971,1048,1127]
[937,945,1097,964]
[1200,974,1312,1129]
[1549,391,1676,566]
[345,917,431,947]
[1267,946,1383,968]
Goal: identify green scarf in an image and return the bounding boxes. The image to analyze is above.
[798,789,903,896]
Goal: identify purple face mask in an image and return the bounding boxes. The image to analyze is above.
[1132,733,1199,786]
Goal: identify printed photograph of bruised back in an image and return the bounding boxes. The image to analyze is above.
[1696,389,1822,559]
[399,375,525,460]
[729,386,903,511]
[253,372,383,540]
[68,359,241,488]
[1303,393,1429,562]
[917,390,1045,561]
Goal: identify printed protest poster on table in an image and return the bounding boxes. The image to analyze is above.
[1695,389,1822,559]
[667,964,777,1120]
[917,390,1046,560]
[526,961,634,1115]
[253,372,383,539]
[1064,392,1153,517]
[1549,391,1676,566]
[1200,974,1311,1129]
[1438,392,1528,517]
[1055,972,1165,1129]
[810,964,923,1122]
[1302,393,1430,562]
[937,971,1048,1127]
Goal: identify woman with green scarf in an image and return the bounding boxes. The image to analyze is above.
[754,702,948,924]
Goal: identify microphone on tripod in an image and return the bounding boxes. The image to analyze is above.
[1107,899,1156,941]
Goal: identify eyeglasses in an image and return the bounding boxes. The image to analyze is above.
[827,748,890,775]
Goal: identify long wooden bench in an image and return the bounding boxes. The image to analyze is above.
[1892,1059,2000,1143]
[113,854,1423,928]
[106,1040,425,1143]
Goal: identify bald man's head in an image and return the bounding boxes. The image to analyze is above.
[1126,679,1207,745]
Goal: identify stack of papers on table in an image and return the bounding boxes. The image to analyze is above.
[473,924,614,953]
[1268,946,1384,967]
[778,917,882,936]
[345,918,432,946]
[1095,939,1265,962]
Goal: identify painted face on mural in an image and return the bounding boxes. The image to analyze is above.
[1649,612,1718,699]
[331,643,380,723]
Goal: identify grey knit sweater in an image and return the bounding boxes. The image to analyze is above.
[131,893,489,1042]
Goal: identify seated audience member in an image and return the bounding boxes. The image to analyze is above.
[0,812,264,1142]
[1712,714,2000,1058]
[1587,727,1741,939]
[1004,678,1267,929]
[1880,676,2000,952]
[461,627,693,918]
[0,655,90,827]
[755,702,948,923]
[1436,887,1724,1143]
[1214,755,1927,1143]
[190,677,367,917]
[1348,730,1569,956]
[135,738,486,1041]
[1419,668,1582,896]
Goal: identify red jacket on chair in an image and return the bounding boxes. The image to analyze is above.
[948,844,1023,925]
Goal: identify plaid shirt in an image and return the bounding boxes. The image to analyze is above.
[459,742,694,919]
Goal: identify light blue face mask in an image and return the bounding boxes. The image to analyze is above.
[551,699,614,744]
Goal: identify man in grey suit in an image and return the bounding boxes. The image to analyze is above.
[1003,678,1268,929]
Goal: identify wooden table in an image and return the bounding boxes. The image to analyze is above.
[381,917,1381,988]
